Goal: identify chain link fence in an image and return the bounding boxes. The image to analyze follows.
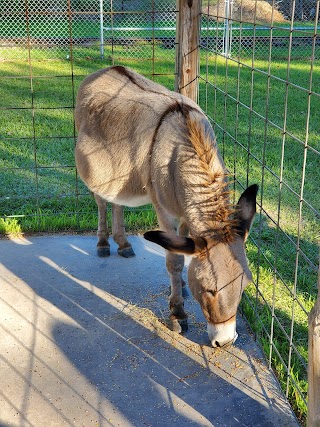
[1,1,319,60]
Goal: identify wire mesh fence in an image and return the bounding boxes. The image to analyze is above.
[1,0,319,60]
[0,0,319,425]
[200,1,319,424]
[0,0,177,235]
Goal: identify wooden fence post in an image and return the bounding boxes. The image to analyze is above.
[175,0,201,103]
[307,263,320,427]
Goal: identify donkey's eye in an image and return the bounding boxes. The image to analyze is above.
[207,289,217,297]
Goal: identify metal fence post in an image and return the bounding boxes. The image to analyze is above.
[100,0,104,59]
[307,263,320,427]
[175,0,201,103]
[222,0,233,57]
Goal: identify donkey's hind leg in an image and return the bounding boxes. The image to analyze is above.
[94,194,110,257]
[111,203,135,258]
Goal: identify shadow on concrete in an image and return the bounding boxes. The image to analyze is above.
[0,235,299,426]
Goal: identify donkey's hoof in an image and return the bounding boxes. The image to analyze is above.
[97,246,110,257]
[179,319,189,333]
[117,246,135,258]
[182,286,189,298]
[170,318,188,334]
[171,319,182,333]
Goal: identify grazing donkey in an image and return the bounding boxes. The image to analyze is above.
[75,66,258,348]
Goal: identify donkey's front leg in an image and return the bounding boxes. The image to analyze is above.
[166,251,188,333]
[111,204,135,258]
[94,194,110,257]
[178,221,190,298]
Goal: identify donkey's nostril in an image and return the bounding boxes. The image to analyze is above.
[214,335,237,348]
[207,321,238,348]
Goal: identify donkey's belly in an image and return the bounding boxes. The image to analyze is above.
[91,171,152,207]
[76,140,152,207]
[105,192,152,207]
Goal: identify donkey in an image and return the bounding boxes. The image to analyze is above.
[75,65,258,348]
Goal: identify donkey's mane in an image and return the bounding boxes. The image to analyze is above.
[186,115,237,242]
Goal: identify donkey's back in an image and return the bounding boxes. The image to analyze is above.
[75,65,203,208]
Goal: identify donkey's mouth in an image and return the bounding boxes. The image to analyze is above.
[213,332,238,348]
[207,321,238,348]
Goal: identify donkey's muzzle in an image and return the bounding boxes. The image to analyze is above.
[207,318,238,348]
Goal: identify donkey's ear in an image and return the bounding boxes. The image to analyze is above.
[235,184,258,240]
[144,231,206,255]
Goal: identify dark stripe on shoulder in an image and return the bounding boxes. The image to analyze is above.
[152,102,196,143]
[147,101,198,192]
[112,67,198,141]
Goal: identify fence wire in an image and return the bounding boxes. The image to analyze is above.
[0,1,319,425]
[200,1,319,424]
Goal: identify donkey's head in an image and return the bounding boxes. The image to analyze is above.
[144,184,258,348]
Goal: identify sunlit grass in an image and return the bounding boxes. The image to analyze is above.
[0,217,23,237]
[201,52,319,426]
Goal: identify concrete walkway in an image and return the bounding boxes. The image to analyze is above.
[0,235,299,427]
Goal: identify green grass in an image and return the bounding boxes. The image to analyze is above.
[197,52,319,425]
[0,38,319,425]
[0,43,175,235]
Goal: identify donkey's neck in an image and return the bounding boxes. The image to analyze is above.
[178,116,234,239]
[182,174,233,239]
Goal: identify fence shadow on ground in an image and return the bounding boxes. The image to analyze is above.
[0,235,298,426]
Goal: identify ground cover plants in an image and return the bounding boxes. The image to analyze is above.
[0,30,319,425]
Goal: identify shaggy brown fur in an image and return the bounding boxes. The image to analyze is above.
[185,114,237,242]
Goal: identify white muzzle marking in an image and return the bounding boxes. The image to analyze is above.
[207,319,238,348]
